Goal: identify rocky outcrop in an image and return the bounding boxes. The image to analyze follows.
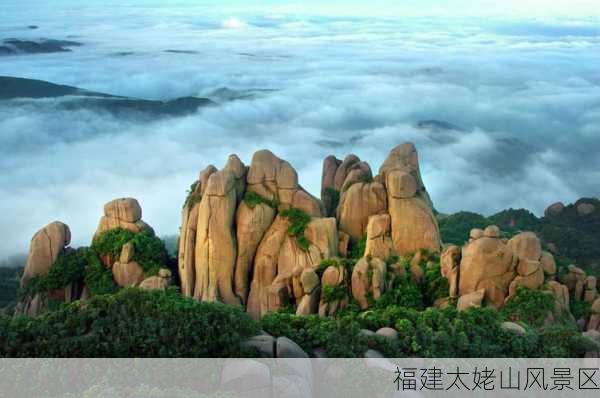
[194,169,240,305]
[20,221,71,288]
[337,181,387,242]
[457,227,516,308]
[18,221,73,317]
[382,144,440,255]
[94,198,153,240]
[318,263,349,316]
[351,257,387,309]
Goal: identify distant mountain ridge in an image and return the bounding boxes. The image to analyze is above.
[0,76,215,117]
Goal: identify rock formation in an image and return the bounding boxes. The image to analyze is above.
[174,143,442,316]
[20,221,71,288]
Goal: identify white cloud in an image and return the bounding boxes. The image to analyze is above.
[222,17,248,29]
[0,6,599,258]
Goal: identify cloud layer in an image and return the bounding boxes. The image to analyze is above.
[1,2,599,257]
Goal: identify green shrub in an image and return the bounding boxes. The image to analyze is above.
[183,180,202,209]
[280,207,312,251]
[348,235,366,259]
[261,312,367,357]
[322,285,348,303]
[92,228,136,259]
[373,275,424,310]
[423,262,449,306]
[501,288,555,328]
[243,191,278,209]
[536,323,598,357]
[92,228,168,276]
[22,248,87,298]
[83,249,118,296]
[0,288,259,357]
[438,211,490,245]
[570,299,592,321]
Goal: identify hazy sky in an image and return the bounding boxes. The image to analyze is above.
[1,1,599,258]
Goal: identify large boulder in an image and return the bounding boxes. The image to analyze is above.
[507,232,542,262]
[112,260,144,287]
[351,257,387,309]
[544,202,564,217]
[247,149,323,217]
[337,181,387,242]
[318,263,349,317]
[378,142,432,206]
[178,165,217,297]
[321,155,342,216]
[94,198,152,239]
[21,221,71,288]
[441,245,461,297]
[378,143,440,255]
[364,214,394,259]
[458,235,516,308]
[234,201,276,304]
[194,169,239,305]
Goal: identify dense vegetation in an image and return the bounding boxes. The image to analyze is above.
[262,281,596,358]
[438,198,600,276]
[0,288,258,357]
[280,207,312,251]
[243,191,278,209]
[91,228,169,276]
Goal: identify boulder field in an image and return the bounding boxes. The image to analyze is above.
[16,142,600,336]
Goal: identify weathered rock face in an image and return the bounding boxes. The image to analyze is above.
[321,155,342,217]
[94,198,153,240]
[544,202,565,217]
[441,245,461,297]
[364,214,394,259]
[382,143,441,256]
[234,201,276,304]
[21,221,71,288]
[318,264,349,316]
[246,215,338,319]
[458,234,516,308]
[351,257,387,309]
[19,221,73,317]
[178,165,217,297]
[194,169,240,305]
[337,181,387,242]
[247,150,323,217]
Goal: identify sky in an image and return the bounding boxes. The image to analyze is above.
[0,1,599,258]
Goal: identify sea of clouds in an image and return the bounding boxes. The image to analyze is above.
[1,1,599,258]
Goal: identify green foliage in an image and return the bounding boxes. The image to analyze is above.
[92,228,168,276]
[438,211,489,245]
[489,208,541,235]
[423,262,449,306]
[570,299,592,321]
[91,228,136,259]
[83,249,118,296]
[243,191,278,209]
[322,285,348,303]
[348,235,367,259]
[0,288,259,357]
[536,323,598,357]
[501,288,555,327]
[374,274,424,310]
[261,312,368,357]
[323,187,340,217]
[280,207,312,251]
[183,180,202,209]
[22,248,87,298]
[0,265,22,309]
